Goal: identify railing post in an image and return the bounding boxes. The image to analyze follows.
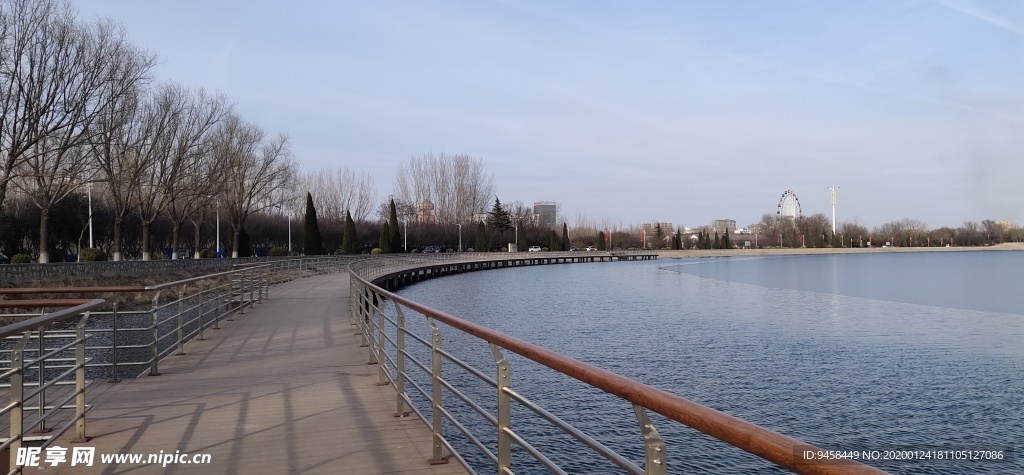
[73,313,91,442]
[232,275,240,317]
[214,288,223,328]
[490,344,511,474]
[10,333,30,471]
[110,302,120,383]
[248,270,255,307]
[197,291,205,341]
[393,304,408,417]
[37,324,48,432]
[149,291,162,376]
[376,300,387,385]
[427,318,447,465]
[633,404,667,475]
[177,284,187,355]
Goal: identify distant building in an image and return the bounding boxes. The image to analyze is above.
[996,221,1013,232]
[641,222,674,237]
[417,199,436,224]
[712,219,736,235]
[533,201,556,229]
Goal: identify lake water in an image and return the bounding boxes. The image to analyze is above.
[395,251,1024,474]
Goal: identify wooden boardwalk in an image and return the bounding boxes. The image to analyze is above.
[44,272,466,475]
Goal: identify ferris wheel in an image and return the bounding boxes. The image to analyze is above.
[777,190,802,218]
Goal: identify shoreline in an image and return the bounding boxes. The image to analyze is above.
[653,242,1024,258]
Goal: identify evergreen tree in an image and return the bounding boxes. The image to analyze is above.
[388,199,401,252]
[550,229,560,251]
[342,211,358,254]
[673,230,682,250]
[378,223,390,253]
[516,225,526,251]
[303,192,323,255]
[714,231,721,249]
[723,230,731,249]
[597,231,606,251]
[475,221,488,252]
[486,196,512,231]
[561,223,570,250]
[704,231,712,250]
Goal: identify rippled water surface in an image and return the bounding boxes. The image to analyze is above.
[396,251,1024,474]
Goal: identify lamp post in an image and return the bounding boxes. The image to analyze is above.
[513,223,518,252]
[403,218,408,252]
[87,183,93,249]
[456,223,462,252]
[215,200,220,258]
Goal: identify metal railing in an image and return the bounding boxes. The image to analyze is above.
[0,256,356,473]
[0,299,103,475]
[348,259,889,475]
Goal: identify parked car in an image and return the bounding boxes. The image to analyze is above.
[569,246,578,251]
[584,246,596,251]
[423,245,440,253]
[528,246,541,252]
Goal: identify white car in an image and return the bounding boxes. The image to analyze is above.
[584,246,596,251]
[528,246,542,252]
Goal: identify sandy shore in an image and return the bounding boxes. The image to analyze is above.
[653,242,1024,258]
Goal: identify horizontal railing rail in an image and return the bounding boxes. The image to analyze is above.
[0,300,104,475]
[349,259,889,475]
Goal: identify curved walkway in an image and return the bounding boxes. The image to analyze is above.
[48,272,465,475]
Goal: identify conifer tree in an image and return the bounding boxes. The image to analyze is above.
[723,230,731,249]
[597,231,606,251]
[550,229,560,251]
[342,211,358,254]
[714,231,721,249]
[516,225,526,251]
[303,193,323,255]
[388,199,401,252]
[562,223,570,250]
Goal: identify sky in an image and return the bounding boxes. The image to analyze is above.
[74,0,1024,230]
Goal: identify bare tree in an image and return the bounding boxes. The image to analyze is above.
[161,88,229,259]
[393,153,493,224]
[216,114,295,257]
[299,166,376,222]
[0,1,154,213]
[12,141,95,262]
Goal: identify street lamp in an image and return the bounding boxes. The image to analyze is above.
[403,218,408,252]
[456,223,462,252]
[215,200,220,258]
[513,222,518,252]
[87,183,93,249]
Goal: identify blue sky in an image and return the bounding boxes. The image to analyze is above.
[75,0,1024,229]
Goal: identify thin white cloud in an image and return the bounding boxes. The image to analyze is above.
[934,0,1024,35]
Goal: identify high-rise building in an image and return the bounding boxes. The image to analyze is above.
[533,201,556,229]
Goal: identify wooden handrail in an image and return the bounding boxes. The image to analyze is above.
[352,270,888,475]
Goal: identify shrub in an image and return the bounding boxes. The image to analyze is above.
[268,247,288,257]
[446,248,454,253]
[200,249,216,258]
[466,248,475,252]
[11,254,32,264]
[80,248,107,262]
[371,248,383,254]
[411,249,420,253]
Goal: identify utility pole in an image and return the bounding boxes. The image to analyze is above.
[828,184,839,236]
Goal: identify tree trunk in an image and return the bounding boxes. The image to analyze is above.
[171,222,181,259]
[38,208,50,264]
[192,220,202,259]
[112,213,124,261]
[141,221,152,260]
[231,224,240,258]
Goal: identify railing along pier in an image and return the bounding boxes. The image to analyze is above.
[349,257,889,475]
